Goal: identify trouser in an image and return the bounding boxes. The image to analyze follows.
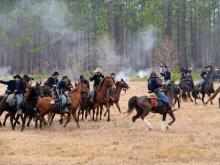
[197,78,205,86]
[90,87,97,102]
[14,94,23,112]
[155,90,172,109]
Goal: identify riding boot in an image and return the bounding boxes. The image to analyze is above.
[61,104,69,113]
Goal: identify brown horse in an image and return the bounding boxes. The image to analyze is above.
[92,76,114,121]
[36,82,89,128]
[126,96,176,131]
[101,79,129,119]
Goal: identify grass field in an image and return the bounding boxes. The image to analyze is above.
[0,82,220,165]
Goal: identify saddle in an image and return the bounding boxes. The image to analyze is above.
[148,94,158,108]
[148,94,165,108]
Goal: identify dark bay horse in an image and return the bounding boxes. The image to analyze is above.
[126,96,176,131]
[101,79,129,119]
[13,83,41,131]
[192,78,215,104]
[205,86,220,107]
[0,95,23,130]
[178,76,194,102]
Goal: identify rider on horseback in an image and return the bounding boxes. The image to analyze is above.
[79,75,90,90]
[198,66,212,90]
[108,73,116,102]
[160,65,171,85]
[45,72,59,88]
[89,67,104,103]
[57,76,71,113]
[14,75,26,114]
[148,72,172,110]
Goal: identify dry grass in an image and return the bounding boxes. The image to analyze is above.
[0,82,220,165]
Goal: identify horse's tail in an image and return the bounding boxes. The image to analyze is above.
[126,96,138,115]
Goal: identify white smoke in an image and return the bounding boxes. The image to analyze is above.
[115,69,132,81]
[137,68,152,78]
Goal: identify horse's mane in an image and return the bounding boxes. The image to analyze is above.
[98,77,107,89]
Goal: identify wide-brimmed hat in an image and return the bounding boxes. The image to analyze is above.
[13,74,22,79]
[94,68,102,73]
[52,71,59,76]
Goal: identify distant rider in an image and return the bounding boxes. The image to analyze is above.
[160,65,171,85]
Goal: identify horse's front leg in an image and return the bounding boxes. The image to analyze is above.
[202,93,205,104]
[27,116,32,127]
[168,111,176,126]
[21,114,27,131]
[161,113,168,131]
[63,113,71,128]
[72,111,80,128]
[95,106,99,121]
[141,110,152,130]
[10,112,15,130]
[100,105,103,120]
[188,92,193,102]
[106,103,110,122]
[115,102,122,114]
[49,113,56,126]
[3,112,10,126]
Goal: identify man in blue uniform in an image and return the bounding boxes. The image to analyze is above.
[148,72,172,110]
[45,72,59,88]
[160,65,171,85]
[197,66,212,90]
[0,75,17,96]
[14,75,26,114]
[57,76,71,113]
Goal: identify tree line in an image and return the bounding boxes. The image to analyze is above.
[0,0,219,74]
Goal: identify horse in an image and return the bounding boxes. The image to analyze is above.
[126,95,176,131]
[192,77,215,104]
[0,94,23,130]
[178,76,194,102]
[91,76,115,121]
[36,81,89,128]
[205,86,220,107]
[13,82,41,131]
[162,81,181,109]
[101,79,129,119]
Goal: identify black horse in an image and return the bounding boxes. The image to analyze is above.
[126,96,176,131]
[192,75,215,104]
[178,76,194,102]
[13,82,41,131]
[0,95,23,130]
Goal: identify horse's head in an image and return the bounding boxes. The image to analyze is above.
[74,81,90,96]
[116,79,129,91]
